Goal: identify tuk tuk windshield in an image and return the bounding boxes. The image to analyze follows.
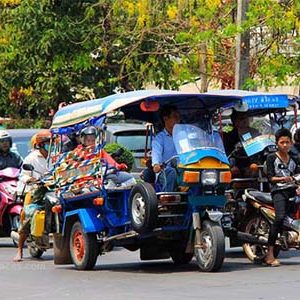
[173,124,225,155]
[238,116,276,157]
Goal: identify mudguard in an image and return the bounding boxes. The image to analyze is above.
[62,208,105,234]
[7,204,22,216]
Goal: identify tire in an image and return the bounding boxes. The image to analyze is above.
[129,182,158,233]
[194,220,225,272]
[169,241,193,265]
[69,221,98,270]
[242,215,280,263]
[29,245,44,258]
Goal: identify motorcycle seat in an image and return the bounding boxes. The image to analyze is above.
[247,190,273,204]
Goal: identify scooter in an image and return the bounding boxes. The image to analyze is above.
[11,164,58,258]
[240,175,300,262]
[0,167,22,245]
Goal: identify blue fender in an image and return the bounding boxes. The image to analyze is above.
[62,208,105,234]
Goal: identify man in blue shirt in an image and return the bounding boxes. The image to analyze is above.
[143,105,180,192]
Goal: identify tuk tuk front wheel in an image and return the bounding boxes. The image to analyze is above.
[69,221,98,270]
[129,183,158,233]
[194,220,225,272]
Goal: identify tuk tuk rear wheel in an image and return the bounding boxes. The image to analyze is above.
[69,221,98,270]
[129,182,158,233]
[194,220,225,272]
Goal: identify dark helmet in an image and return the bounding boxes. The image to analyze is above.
[80,126,97,137]
[0,130,12,147]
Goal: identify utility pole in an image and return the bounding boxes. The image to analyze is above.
[235,0,250,90]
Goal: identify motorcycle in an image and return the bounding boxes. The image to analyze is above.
[0,167,22,245]
[240,175,300,263]
[11,164,59,258]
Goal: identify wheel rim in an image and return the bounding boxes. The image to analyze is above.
[131,192,145,225]
[73,230,85,261]
[243,217,269,261]
[195,231,213,268]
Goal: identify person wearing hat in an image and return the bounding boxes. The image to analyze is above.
[223,111,260,177]
[0,130,23,170]
[13,129,51,262]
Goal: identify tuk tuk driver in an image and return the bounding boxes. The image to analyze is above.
[150,105,180,192]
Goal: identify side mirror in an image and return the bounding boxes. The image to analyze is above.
[22,164,34,171]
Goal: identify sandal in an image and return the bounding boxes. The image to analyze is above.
[264,259,280,267]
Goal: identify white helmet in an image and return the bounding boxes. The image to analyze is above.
[0,130,12,146]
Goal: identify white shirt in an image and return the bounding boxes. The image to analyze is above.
[17,150,48,195]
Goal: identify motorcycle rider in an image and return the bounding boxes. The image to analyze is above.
[0,130,23,170]
[13,129,51,262]
[264,128,300,267]
[223,111,260,177]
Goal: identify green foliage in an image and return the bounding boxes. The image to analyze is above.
[104,142,134,172]
[0,0,299,125]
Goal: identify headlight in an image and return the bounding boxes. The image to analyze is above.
[201,170,217,186]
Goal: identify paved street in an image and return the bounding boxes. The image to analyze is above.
[1,238,300,300]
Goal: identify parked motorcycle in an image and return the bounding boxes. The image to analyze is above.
[240,176,300,262]
[0,167,22,245]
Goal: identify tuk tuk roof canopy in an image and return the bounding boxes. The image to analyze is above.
[50,89,292,133]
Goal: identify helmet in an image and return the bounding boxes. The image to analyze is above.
[80,126,97,137]
[34,129,51,148]
[30,133,38,148]
[0,130,12,147]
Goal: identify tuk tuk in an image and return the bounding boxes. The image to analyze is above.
[49,90,241,271]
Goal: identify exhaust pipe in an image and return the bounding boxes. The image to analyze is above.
[226,228,268,245]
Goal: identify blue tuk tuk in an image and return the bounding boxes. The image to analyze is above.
[49,90,245,271]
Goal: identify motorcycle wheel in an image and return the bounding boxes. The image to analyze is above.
[169,241,193,265]
[129,182,158,233]
[29,245,44,258]
[69,221,98,270]
[243,215,280,263]
[194,220,225,272]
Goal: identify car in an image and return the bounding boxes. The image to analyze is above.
[8,129,41,159]
[105,122,150,175]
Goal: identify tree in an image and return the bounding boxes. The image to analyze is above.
[0,0,299,126]
[0,0,113,122]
